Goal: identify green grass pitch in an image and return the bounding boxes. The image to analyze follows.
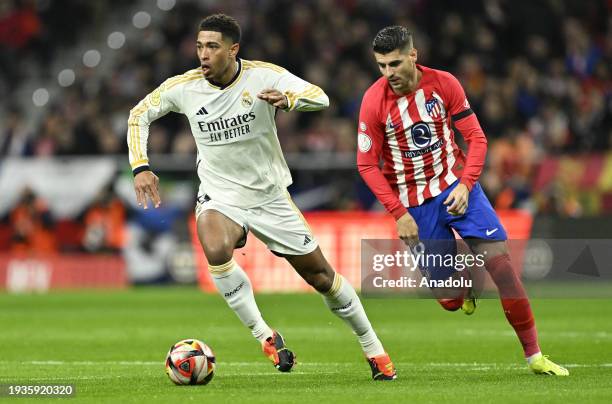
[1,287,612,403]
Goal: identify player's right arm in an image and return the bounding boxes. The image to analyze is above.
[356,90,419,246]
[127,78,180,209]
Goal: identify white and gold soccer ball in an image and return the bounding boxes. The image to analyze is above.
[165,339,215,385]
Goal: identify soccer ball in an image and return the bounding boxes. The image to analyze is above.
[165,339,215,385]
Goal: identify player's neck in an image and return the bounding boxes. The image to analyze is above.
[393,69,422,96]
[216,59,239,86]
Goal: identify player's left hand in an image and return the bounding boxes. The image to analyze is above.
[257,88,288,109]
[443,183,469,216]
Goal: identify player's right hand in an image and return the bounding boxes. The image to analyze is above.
[257,88,289,109]
[396,212,419,247]
[134,170,161,209]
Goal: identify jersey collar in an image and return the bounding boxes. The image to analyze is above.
[206,58,243,90]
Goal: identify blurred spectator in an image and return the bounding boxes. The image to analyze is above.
[10,187,56,253]
[0,107,33,156]
[0,0,41,94]
[123,186,182,283]
[82,185,126,253]
[0,0,41,50]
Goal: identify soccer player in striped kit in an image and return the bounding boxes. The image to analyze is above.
[129,14,396,380]
[357,25,568,376]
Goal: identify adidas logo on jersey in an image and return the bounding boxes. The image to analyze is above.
[196,106,208,115]
[303,235,312,245]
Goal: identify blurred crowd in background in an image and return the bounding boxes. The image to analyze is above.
[1,0,611,255]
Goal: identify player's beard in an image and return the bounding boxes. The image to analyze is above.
[398,67,419,94]
[390,76,411,94]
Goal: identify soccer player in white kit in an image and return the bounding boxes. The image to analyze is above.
[127,14,396,380]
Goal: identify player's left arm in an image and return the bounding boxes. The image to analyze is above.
[258,68,329,111]
[440,72,488,215]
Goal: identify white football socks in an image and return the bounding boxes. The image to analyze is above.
[322,273,385,357]
[209,259,273,343]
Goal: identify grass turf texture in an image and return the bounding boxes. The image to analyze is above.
[1,287,611,403]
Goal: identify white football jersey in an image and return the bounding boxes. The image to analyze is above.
[127,58,329,208]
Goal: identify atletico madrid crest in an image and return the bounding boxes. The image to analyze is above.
[425,97,443,119]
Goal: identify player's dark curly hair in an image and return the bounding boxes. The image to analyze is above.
[372,26,413,54]
[199,13,241,44]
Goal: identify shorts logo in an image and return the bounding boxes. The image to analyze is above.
[303,234,312,245]
[358,132,372,152]
[486,228,499,236]
[411,122,432,148]
[464,98,470,109]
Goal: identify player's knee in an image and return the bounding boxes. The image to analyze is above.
[471,240,508,259]
[203,239,235,266]
[438,298,463,311]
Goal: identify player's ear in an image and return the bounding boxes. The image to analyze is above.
[409,47,418,62]
[229,43,239,58]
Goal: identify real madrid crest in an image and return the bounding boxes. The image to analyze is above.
[241,91,253,108]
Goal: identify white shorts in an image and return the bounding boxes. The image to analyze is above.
[195,192,318,256]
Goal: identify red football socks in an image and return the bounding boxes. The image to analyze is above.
[485,254,541,357]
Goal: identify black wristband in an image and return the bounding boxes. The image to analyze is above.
[132,165,150,177]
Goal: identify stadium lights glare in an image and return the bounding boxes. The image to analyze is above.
[58,69,76,87]
[32,88,50,107]
[83,50,101,68]
[107,32,126,50]
[157,0,176,11]
[133,11,151,29]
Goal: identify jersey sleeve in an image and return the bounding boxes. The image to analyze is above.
[127,78,181,175]
[270,66,329,111]
[438,71,473,120]
[438,71,487,191]
[356,90,408,220]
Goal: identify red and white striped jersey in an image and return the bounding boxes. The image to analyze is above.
[357,64,484,218]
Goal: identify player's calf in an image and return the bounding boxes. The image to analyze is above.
[300,266,334,293]
[285,250,334,293]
